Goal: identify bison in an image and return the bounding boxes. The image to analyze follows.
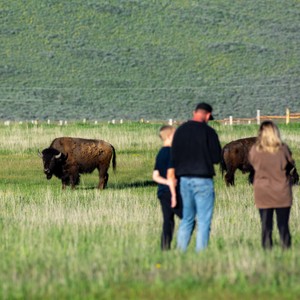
[220,137,299,186]
[40,137,116,189]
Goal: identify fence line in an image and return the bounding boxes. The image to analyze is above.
[1,111,300,127]
[221,110,300,125]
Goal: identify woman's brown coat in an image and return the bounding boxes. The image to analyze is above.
[248,144,294,208]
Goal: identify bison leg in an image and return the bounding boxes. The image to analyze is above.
[225,170,235,186]
[70,175,79,189]
[66,166,80,189]
[248,169,255,185]
[104,173,109,189]
[98,168,109,189]
[61,176,70,190]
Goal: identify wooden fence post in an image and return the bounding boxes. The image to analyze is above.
[256,110,260,125]
[286,108,290,124]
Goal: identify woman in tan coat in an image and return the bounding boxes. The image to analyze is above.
[248,120,296,249]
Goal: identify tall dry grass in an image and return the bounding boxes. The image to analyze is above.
[0,121,300,299]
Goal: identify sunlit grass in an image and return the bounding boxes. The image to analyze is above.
[1,122,300,298]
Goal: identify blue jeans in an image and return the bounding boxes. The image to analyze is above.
[177,177,215,252]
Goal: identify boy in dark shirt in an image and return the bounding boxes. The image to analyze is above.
[153,125,182,250]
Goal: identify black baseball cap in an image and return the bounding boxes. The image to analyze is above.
[195,102,214,120]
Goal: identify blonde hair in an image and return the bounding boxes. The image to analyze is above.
[256,120,282,153]
[159,125,175,141]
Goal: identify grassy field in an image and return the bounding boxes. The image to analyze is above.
[1,0,300,121]
[0,121,300,299]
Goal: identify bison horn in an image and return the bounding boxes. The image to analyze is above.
[55,152,62,159]
[38,149,43,158]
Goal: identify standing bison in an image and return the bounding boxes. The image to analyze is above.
[40,137,116,189]
[220,137,256,186]
[220,137,299,186]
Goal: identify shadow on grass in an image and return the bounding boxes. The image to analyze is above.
[77,180,156,190]
[110,180,156,190]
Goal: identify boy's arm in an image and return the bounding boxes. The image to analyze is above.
[167,168,177,208]
[152,170,169,185]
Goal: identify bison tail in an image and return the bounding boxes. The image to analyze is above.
[111,145,117,172]
[219,147,228,177]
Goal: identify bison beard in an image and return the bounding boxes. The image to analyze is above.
[220,137,299,186]
[40,137,116,190]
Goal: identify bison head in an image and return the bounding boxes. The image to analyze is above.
[39,148,68,180]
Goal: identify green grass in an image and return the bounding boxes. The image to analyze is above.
[1,122,300,299]
[1,0,300,121]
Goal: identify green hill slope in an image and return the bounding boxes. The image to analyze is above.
[1,0,300,121]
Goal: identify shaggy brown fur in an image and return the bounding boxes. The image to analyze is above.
[220,137,299,186]
[220,137,256,186]
[41,137,116,189]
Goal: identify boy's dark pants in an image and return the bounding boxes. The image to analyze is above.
[259,207,291,249]
[158,190,182,250]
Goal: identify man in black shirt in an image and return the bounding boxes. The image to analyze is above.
[171,102,221,252]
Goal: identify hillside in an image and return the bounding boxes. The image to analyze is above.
[1,0,300,121]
